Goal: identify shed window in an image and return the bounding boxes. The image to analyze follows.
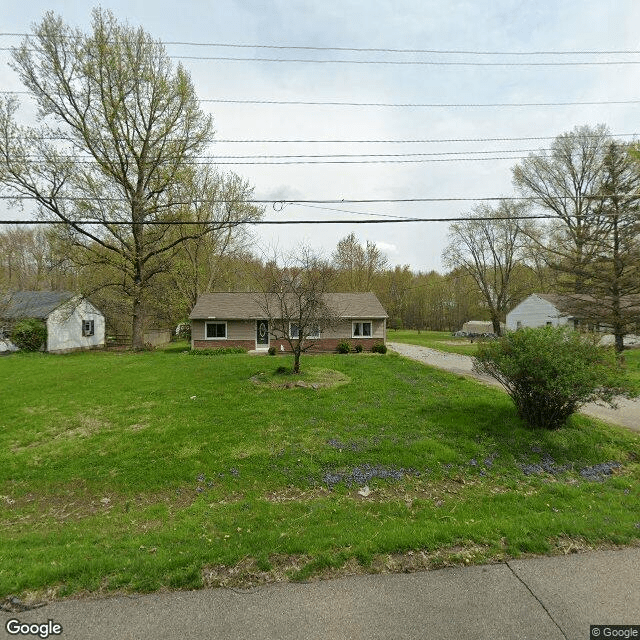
[82,319,95,337]
[205,322,227,339]
[352,321,372,338]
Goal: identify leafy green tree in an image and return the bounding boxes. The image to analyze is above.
[474,326,635,429]
[0,9,259,348]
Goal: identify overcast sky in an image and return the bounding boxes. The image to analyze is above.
[2,0,640,272]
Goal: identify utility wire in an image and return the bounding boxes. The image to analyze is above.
[213,133,640,143]
[200,98,640,108]
[1,208,634,226]
[4,147,583,159]
[3,46,640,66]
[2,90,638,108]
[0,215,584,226]
[2,33,640,56]
[7,133,639,145]
[0,194,636,204]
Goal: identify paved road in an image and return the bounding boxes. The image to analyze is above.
[2,548,638,639]
[389,342,640,433]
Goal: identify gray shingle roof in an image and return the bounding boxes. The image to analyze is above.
[1,291,76,319]
[189,292,388,320]
[535,293,640,316]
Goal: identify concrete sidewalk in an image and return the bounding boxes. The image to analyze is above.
[3,548,638,640]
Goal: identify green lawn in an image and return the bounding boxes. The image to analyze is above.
[624,349,640,384]
[1,346,639,600]
[387,329,480,355]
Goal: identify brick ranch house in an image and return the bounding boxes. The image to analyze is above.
[189,292,388,352]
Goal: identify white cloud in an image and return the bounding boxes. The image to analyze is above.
[375,241,397,254]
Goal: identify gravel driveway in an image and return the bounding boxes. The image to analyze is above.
[388,341,640,433]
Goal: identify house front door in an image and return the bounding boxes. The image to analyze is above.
[256,320,269,349]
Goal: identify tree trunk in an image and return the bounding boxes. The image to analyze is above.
[491,314,502,336]
[293,349,301,374]
[131,294,145,349]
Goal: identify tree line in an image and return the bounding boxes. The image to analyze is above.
[0,10,638,349]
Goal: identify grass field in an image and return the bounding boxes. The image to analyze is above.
[1,345,639,600]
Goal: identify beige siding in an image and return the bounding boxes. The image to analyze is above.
[192,320,206,341]
[327,319,385,339]
[192,319,257,342]
[228,320,255,340]
[193,318,385,343]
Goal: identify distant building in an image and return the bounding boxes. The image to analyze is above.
[506,293,640,334]
[1,291,105,353]
[460,320,505,335]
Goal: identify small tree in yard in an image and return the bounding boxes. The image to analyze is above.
[256,247,340,374]
[474,326,635,429]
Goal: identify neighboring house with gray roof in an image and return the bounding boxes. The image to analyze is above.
[189,292,387,352]
[1,291,105,353]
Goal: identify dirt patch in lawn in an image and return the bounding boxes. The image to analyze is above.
[250,367,350,390]
[0,486,198,527]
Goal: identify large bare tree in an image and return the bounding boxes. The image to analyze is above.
[0,9,259,347]
[332,233,388,292]
[512,124,612,294]
[443,201,529,336]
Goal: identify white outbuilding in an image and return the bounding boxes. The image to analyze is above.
[1,291,105,353]
[506,293,578,331]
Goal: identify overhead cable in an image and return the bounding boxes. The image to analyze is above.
[2,91,639,108]
[2,33,640,55]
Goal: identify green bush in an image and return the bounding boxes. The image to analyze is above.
[188,347,246,356]
[11,318,47,351]
[371,342,387,354]
[474,326,635,429]
[267,346,277,356]
[354,344,363,353]
[337,341,351,354]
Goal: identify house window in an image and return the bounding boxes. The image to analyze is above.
[205,321,227,340]
[546,321,553,327]
[82,320,95,337]
[290,323,320,339]
[352,321,373,338]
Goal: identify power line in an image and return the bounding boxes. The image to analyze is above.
[0,194,636,204]
[3,90,639,109]
[213,133,640,143]
[3,155,542,165]
[7,132,639,145]
[0,214,574,226]
[6,134,639,146]
[7,147,558,160]
[167,55,640,67]
[199,98,640,108]
[2,33,640,56]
